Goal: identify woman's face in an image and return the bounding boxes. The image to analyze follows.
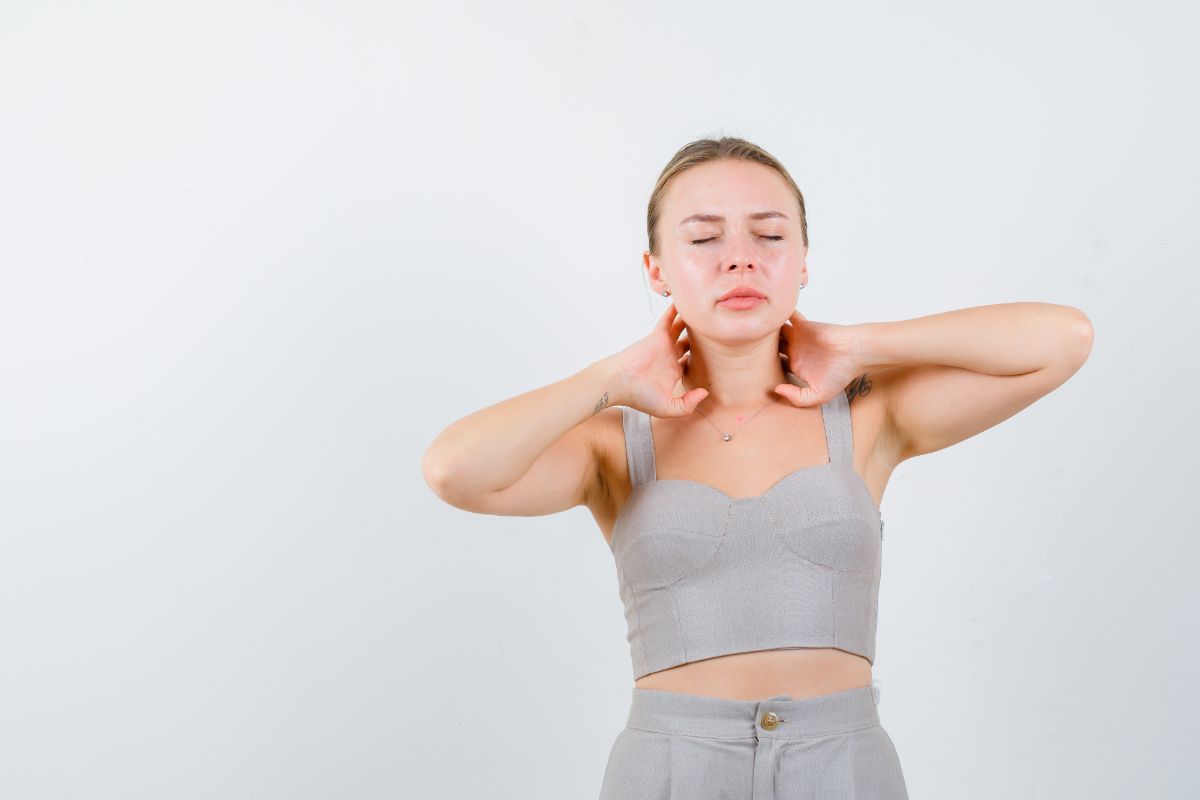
[646,158,808,343]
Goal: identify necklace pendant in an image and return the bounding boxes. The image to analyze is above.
[722,434,732,442]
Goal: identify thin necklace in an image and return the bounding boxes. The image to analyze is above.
[681,375,780,442]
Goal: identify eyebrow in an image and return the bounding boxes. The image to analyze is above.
[678,210,789,225]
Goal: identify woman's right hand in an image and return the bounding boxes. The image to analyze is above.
[611,302,709,418]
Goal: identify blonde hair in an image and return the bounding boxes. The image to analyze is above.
[646,136,809,258]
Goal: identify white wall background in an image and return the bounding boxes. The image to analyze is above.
[1,2,1196,798]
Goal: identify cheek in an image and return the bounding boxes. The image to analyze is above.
[670,266,709,296]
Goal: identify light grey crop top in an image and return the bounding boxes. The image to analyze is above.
[609,372,885,681]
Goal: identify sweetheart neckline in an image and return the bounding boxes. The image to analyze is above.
[652,456,835,504]
[608,460,883,552]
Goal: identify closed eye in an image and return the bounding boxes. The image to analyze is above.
[691,235,784,245]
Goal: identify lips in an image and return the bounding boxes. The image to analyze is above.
[717,287,766,302]
[718,295,765,309]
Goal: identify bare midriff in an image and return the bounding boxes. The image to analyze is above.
[633,647,873,701]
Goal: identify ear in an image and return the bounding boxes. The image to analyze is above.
[644,250,667,290]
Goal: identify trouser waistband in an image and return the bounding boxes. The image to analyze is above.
[626,681,882,740]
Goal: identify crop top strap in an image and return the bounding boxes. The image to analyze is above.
[784,370,855,465]
[620,406,657,490]
[822,390,855,464]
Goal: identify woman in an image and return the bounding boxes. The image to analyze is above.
[422,137,1094,799]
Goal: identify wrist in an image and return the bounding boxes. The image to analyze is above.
[588,355,633,410]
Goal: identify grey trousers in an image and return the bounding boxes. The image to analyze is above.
[599,681,908,799]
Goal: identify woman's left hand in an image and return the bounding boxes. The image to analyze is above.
[774,310,864,407]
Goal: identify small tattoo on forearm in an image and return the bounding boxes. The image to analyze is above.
[846,373,872,401]
[593,392,610,415]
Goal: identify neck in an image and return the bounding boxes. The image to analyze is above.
[682,339,788,411]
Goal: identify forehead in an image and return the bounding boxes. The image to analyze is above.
[662,159,793,222]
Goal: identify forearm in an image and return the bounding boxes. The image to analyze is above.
[852,301,1093,376]
[421,355,627,496]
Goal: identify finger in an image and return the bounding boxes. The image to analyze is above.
[670,310,688,338]
[773,382,821,408]
[675,336,689,361]
[681,387,708,415]
[664,387,695,417]
[658,302,678,332]
[665,392,685,417]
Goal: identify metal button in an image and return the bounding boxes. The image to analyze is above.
[760,711,780,730]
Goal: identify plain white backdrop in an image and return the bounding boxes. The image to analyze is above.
[1,2,1196,798]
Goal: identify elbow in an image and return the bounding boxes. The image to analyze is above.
[1044,307,1093,380]
[1068,307,1094,366]
[422,449,457,502]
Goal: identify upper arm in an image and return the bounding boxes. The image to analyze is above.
[871,331,1092,463]
[437,411,609,517]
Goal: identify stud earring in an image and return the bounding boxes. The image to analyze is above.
[661,289,670,296]
[799,282,806,290]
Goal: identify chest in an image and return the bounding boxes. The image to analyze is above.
[608,462,883,591]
